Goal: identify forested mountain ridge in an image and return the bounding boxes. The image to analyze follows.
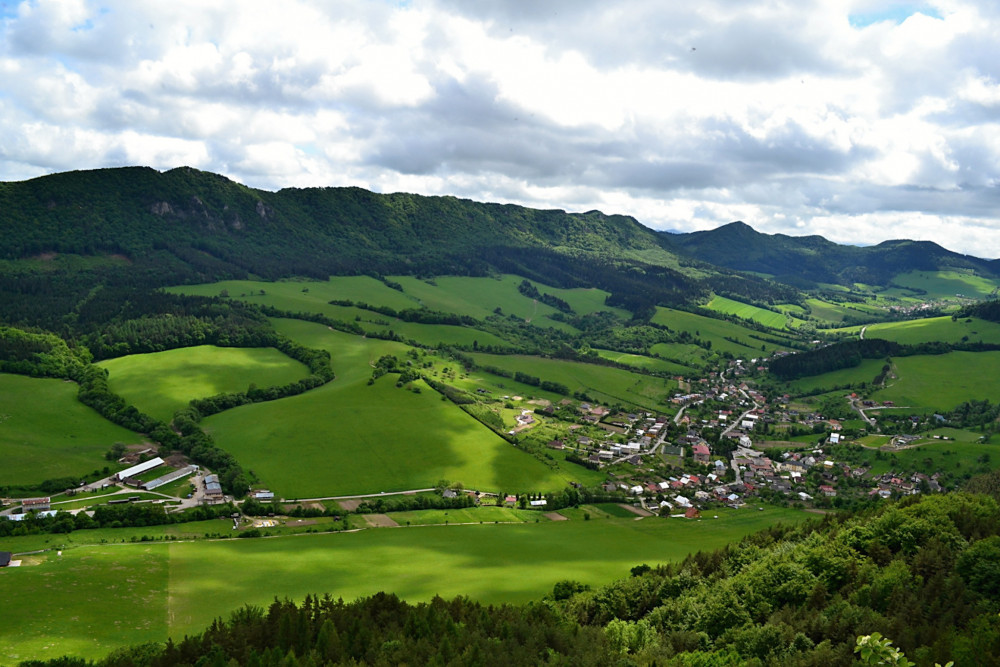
[664,221,1000,287]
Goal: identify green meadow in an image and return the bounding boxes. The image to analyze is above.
[706,295,801,329]
[852,316,1000,345]
[0,374,145,486]
[880,270,1000,300]
[0,506,809,662]
[871,351,1000,412]
[785,358,887,394]
[593,349,695,374]
[201,320,569,497]
[802,298,874,324]
[468,352,678,410]
[98,345,310,422]
[651,307,795,357]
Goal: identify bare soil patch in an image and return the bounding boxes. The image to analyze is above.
[336,499,364,512]
[617,503,653,517]
[543,512,568,521]
[363,513,399,528]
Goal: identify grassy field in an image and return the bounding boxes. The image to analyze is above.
[706,296,801,329]
[201,320,570,497]
[651,307,796,357]
[0,374,145,486]
[802,298,875,324]
[872,351,1000,411]
[849,316,1000,345]
[0,505,810,662]
[880,270,1000,300]
[785,359,887,394]
[593,349,695,374]
[468,352,678,410]
[99,346,310,422]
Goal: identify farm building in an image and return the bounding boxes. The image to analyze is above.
[203,474,224,503]
[0,551,11,567]
[9,510,57,521]
[143,464,198,491]
[114,457,165,482]
[251,490,275,501]
[21,497,51,512]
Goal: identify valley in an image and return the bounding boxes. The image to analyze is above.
[1,168,999,665]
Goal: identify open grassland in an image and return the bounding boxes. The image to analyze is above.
[880,270,1000,300]
[468,352,678,410]
[202,320,569,497]
[358,319,514,349]
[388,275,580,332]
[802,298,876,324]
[651,307,796,357]
[167,276,418,312]
[849,316,1000,345]
[871,351,1000,411]
[0,374,144,486]
[0,544,168,664]
[593,349,696,374]
[99,345,310,422]
[706,296,801,329]
[785,359,887,394]
[0,506,809,662]
[848,428,1000,478]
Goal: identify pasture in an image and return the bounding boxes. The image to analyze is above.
[872,351,1000,412]
[98,345,310,422]
[593,349,695,374]
[651,307,797,357]
[880,270,1000,300]
[468,352,678,410]
[853,316,1000,346]
[202,320,570,497]
[706,295,801,329]
[0,373,144,486]
[785,358,887,394]
[0,505,810,662]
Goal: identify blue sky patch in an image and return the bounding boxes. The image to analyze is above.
[849,4,943,27]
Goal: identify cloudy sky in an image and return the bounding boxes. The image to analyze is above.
[2,1,999,257]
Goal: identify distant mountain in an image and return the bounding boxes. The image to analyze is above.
[663,221,1000,287]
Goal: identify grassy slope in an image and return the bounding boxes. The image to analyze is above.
[706,295,801,329]
[855,316,1000,345]
[593,349,695,375]
[880,270,1000,300]
[0,374,145,486]
[872,351,1000,411]
[202,320,568,497]
[785,359,887,394]
[651,307,794,357]
[99,346,310,422]
[468,352,677,410]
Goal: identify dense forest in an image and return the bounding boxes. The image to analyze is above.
[21,489,1000,666]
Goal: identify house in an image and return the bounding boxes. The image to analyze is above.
[529,499,547,507]
[0,551,11,567]
[442,489,458,499]
[630,485,644,495]
[819,485,837,497]
[252,490,275,501]
[547,439,565,450]
[504,495,518,506]
[684,507,701,519]
[692,442,711,464]
[203,474,223,502]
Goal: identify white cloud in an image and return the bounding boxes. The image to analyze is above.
[0,0,998,258]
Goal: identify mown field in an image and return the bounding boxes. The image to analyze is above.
[785,358,887,394]
[872,351,1000,412]
[468,352,678,410]
[592,349,694,374]
[99,345,310,422]
[201,320,570,497]
[879,270,1000,300]
[706,295,800,329]
[651,307,796,357]
[0,506,810,662]
[848,316,1000,345]
[0,374,145,486]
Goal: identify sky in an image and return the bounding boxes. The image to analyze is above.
[1,1,999,258]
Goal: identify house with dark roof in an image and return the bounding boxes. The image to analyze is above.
[0,551,11,567]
